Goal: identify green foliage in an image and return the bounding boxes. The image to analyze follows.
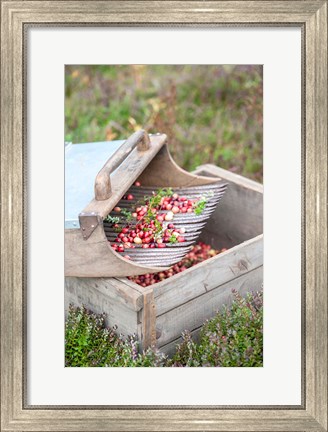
[169,290,263,367]
[139,188,173,238]
[65,305,166,367]
[152,219,164,240]
[193,192,214,215]
[65,65,263,182]
[160,187,174,198]
[193,196,208,215]
[144,187,174,210]
[65,290,263,367]
[168,234,178,244]
[104,215,120,224]
[120,209,133,223]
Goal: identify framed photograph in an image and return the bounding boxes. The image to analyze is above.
[64,64,264,363]
[1,1,327,431]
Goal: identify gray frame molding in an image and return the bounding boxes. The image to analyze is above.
[1,1,327,431]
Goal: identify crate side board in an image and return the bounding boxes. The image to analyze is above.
[65,277,141,337]
[201,185,262,248]
[156,265,263,348]
[159,326,202,358]
[136,287,157,351]
[153,234,263,316]
[68,276,144,311]
[195,164,263,249]
[194,164,263,194]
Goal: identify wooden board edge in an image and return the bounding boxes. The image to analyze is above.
[158,325,203,355]
[155,265,263,348]
[65,276,144,312]
[194,164,263,194]
[152,234,263,298]
[140,288,157,350]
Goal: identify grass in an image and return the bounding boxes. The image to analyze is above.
[65,65,263,182]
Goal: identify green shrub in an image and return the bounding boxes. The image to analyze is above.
[169,290,263,367]
[65,290,263,367]
[65,304,166,367]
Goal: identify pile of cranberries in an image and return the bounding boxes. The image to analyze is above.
[110,221,186,255]
[109,182,197,255]
[151,193,197,215]
[129,242,227,287]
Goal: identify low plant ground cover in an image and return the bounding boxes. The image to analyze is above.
[65,65,263,182]
[65,305,166,367]
[65,290,263,367]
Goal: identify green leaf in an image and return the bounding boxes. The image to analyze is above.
[104,215,120,224]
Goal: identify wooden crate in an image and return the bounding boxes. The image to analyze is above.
[65,164,263,356]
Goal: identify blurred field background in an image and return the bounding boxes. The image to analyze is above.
[65,65,263,182]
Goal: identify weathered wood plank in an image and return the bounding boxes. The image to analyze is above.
[5,1,322,23]
[65,278,138,337]
[82,134,167,217]
[196,168,263,248]
[139,288,157,350]
[65,276,143,312]
[116,276,146,295]
[156,266,263,348]
[94,130,150,201]
[200,186,262,249]
[305,5,328,429]
[194,164,263,194]
[138,145,221,188]
[159,326,203,358]
[65,224,166,277]
[153,235,263,316]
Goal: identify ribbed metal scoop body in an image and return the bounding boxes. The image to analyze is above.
[104,182,227,267]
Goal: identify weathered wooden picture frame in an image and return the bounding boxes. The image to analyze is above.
[1,1,327,431]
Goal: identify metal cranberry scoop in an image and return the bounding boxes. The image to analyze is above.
[65,130,227,277]
[104,182,227,267]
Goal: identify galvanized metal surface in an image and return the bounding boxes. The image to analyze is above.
[104,182,227,267]
[65,139,125,229]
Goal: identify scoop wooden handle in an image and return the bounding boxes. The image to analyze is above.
[94,130,151,201]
